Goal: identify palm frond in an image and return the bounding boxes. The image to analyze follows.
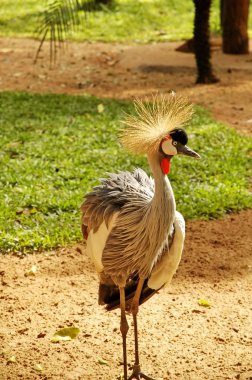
[34,0,94,64]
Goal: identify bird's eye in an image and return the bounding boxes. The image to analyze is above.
[172,141,177,146]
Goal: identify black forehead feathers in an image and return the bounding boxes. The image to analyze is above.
[169,128,188,145]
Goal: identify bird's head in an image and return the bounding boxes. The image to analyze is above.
[120,93,200,175]
[159,128,200,174]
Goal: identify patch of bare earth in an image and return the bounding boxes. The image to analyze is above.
[1,37,252,136]
[0,38,251,380]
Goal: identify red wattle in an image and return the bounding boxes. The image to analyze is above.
[161,158,170,175]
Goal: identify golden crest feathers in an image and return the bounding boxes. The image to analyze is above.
[120,93,193,154]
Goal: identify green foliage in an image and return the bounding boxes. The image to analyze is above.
[0,0,231,43]
[0,92,251,253]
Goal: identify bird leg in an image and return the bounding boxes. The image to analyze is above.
[119,286,129,380]
[128,279,156,380]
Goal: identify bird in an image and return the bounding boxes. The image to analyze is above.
[81,94,200,380]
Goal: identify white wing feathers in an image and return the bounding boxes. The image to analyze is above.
[147,211,185,290]
[86,212,119,273]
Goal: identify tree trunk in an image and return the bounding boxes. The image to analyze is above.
[222,0,249,54]
[193,0,219,84]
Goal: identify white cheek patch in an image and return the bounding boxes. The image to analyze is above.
[161,139,177,156]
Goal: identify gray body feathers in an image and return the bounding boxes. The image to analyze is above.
[81,165,176,285]
[81,168,154,233]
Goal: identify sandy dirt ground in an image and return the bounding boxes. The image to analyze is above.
[0,37,252,380]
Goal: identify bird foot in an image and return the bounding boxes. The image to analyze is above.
[127,365,157,380]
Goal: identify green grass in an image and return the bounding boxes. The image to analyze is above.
[0,0,226,43]
[0,91,251,253]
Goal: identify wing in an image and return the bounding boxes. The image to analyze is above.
[101,211,185,311]
[81,168,154,234]
[81,168,154,272]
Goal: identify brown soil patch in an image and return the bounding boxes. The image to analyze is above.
[1,37,252,136]
[0,38,252,380]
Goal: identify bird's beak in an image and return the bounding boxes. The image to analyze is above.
[177,144,201,159]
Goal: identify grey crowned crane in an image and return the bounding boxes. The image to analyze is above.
[81,94,200,380]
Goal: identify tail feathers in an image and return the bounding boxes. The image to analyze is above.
[99,275,160,312]
[98,283,118,305]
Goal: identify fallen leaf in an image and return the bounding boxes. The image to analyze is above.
[97,357,109,366]
[97,104,104,113]
[7,355,16,363]
[51,327,80,343]
[33,363,43,372]
[198,299,211,308]
[25,265,37,277]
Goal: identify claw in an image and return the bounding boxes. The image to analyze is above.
[127,373,157,379]
[127,365,158,380]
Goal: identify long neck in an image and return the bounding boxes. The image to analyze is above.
[147,153,176,232]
